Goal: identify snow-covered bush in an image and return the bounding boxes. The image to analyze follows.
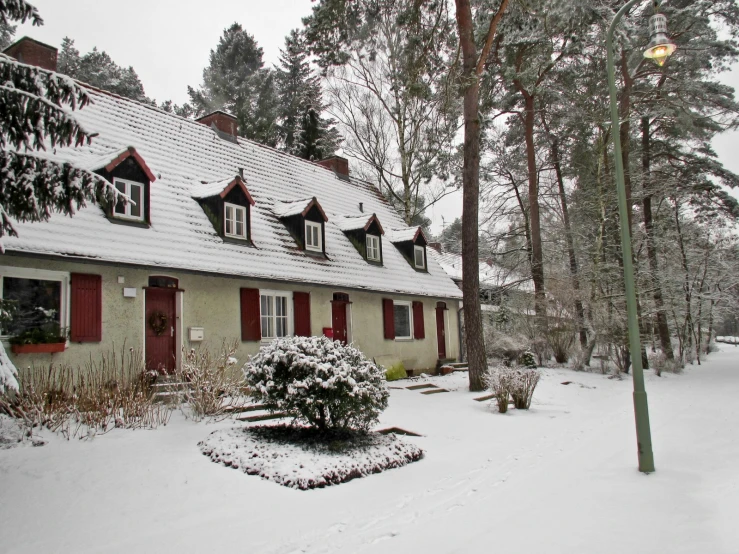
[244,336,389,432]
[485,332,528,365]
[648,351,683,376]
[519,350,537,369]
[510,367,541,409]
[484,364,541,413]
[0,341,19,394]
[174,340,245,420]
[484,365,515,413]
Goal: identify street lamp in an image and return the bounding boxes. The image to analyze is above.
[606,0,676,473]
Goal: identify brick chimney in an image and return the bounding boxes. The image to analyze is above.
[3,37,58,72]
[196,110,238,139]
[428,242,443,254]
[317,156,349,177]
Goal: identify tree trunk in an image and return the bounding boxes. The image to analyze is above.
[641,117,674,360]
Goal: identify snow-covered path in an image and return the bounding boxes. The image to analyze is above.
[1,347,737,553]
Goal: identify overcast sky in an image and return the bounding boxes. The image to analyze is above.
[15,0,739,234]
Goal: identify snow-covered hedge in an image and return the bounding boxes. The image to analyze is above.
[0,342,19,393]
[244,336,389,432]
[484,365,541,413]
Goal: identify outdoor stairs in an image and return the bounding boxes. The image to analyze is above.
[150,375,192,403]
[440,361,469,375]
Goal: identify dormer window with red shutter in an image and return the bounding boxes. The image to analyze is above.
[273,197,329,257]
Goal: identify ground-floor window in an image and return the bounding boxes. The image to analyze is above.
[0,267,69,339]
[393,301,413,340]
[260,290,291,339]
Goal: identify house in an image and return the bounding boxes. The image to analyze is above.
[0,37,462,375]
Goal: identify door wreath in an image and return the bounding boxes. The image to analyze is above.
[149,311,168,336]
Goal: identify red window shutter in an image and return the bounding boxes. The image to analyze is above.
[382,298,395,339]
[413,301,425,339]
[240,288,261,341]
[70,273,102,342]
[293,291,311,336]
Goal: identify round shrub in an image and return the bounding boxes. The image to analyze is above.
[244,336,389,432]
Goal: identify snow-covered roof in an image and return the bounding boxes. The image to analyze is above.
[3,87,462,299]
[429,250,533,292]
[272,197,327,221]
[387,227,426,244]
[83,146,156,182]
[335,214,384,234]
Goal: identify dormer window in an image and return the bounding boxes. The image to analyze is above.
[367,234,381,261]
[113,178,145,221]
[414,245,426,269]
[273,197,328,257]
[305,221,322,251]
[225,202,247,239]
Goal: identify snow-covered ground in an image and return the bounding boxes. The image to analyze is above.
[1,346,738,553]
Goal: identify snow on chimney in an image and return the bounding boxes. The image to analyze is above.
[3,37,57,72]
[317,156,350,177]
[428,242,442,254]
[196,110,238,140]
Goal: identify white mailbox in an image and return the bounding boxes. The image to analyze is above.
[189,327,204,342]
[123,287,137,298]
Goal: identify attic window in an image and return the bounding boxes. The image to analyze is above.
[414,245,426,269]
[305,221,322,252]
[225,202,247,239]
[366,234,381,261]
[113,178,144,221]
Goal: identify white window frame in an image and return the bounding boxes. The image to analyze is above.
[305,220,323,252]
[414,245,426,269]
[259,289,293,341]
[113,177,145,222]
[224,202,248,239]
[393,300,413,341]
[366,234,381,262]
[0,266,70,339]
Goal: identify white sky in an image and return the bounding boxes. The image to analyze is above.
[15,0,739,235]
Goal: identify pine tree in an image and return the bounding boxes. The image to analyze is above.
[276,29,340,160]
[57,37,151,103]
[0,18,15,49]
[188,23,280,146]
[0,1,119,242]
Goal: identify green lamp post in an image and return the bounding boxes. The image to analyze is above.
[606,0,676,473]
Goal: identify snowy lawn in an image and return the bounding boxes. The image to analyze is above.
[1,346,739,553]
[199,424,423,489]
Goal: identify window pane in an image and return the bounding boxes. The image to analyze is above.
[235,207,245,237]
[393,304,411,338]
[2,277,62,336]
[114,182,126,214]
[261,295,274,337]
[129,184,142,218]
[225,206,234,235]
[415,247,425,267]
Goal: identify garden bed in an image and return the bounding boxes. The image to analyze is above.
[198,424,424,490]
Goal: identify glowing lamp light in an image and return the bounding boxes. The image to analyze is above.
[643,13,676,66]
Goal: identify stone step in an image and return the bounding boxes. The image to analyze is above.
[237,412,288,423]
[406,383,438,391]
[421,388,449,395]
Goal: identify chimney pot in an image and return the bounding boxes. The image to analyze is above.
[3,37,58,72]
[428,242,442,254]
[317,156,350,177]
[359,202,364,213]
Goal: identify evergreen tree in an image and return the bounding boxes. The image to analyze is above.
[0,19,15,49]
[57,37,151,103]
[276,29,340,160]
[0,1,119,242]
[437,217,463,255]
[188,23,280,146]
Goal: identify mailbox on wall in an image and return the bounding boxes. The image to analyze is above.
[322,327,333,338]
[189,327,204,342]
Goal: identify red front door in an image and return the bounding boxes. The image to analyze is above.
[436,305,447,359]
[332,301,348,345]
[145,288,177,373]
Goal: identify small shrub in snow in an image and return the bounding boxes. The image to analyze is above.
[510,367,541,409]
[244,336,389,432]
[484,365,515,413]
[519,351,537,369]
[485,333,527,364]
[648,352,683,376]
[174,340,246,420]
[385,361,407,381]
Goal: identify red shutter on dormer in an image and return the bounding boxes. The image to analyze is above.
[293,292,311,336]
[240,288,261,341]
[413,301,425,339]
[70,273,102,342]
[383,298,395,339]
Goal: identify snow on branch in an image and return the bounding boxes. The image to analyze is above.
[0,341,18,393]
[0,150,121,240]
[0,0,43,26]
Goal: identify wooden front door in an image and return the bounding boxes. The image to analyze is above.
[436,303,447,359]
[145,287,177,373]
[332,300,348,345]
